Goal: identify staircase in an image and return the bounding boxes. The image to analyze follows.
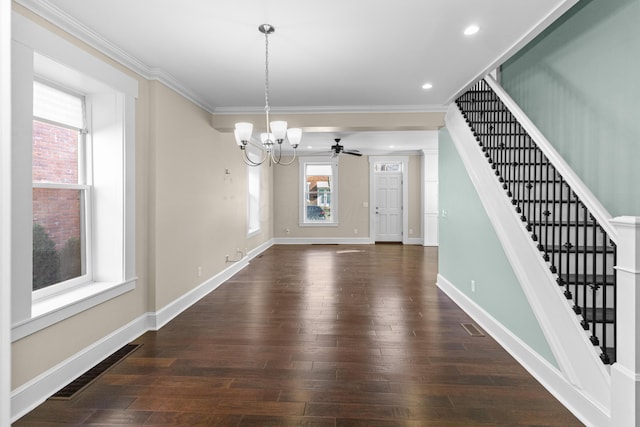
[453,78,617,365]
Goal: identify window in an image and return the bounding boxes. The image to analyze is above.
[247,149,261,236]
[374,161,402,173]
[32,81,91,297]
[300,158,338,225]
[11,13,138,339]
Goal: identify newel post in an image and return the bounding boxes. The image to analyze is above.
[610,216,640,427]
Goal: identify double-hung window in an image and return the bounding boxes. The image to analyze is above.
[11,12,138,339]
[300,157,338,225]
[32,81,91,297]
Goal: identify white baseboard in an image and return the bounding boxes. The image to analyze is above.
[150,256,250,330]
[436,274,610,427]
[246,239,274,261]
[11,242,274,422]
[274,237,374,245]
[10,313,149,423]
[404,237,423,245]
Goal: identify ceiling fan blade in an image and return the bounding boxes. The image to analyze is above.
[344,151,363,156]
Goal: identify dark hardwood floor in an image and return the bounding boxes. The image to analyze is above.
[15,245,583,426]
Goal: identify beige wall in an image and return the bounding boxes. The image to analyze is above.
[274,155,370,238]
[149,81,273,309]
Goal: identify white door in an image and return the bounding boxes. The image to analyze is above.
[374,173,402,241]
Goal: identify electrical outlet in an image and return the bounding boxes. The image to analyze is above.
[409,228,413,235]
[354,228,358,234]
[197,266,202,277]
[471,280,476,292]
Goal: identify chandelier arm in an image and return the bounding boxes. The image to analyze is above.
[271,143,283,164]
[277,149,298,166]
[242,147,267,167]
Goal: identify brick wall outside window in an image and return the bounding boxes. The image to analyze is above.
[32,120,81,250]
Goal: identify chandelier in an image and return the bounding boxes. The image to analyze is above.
[234,24,301,166]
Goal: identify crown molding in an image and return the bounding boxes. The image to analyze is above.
[14,0,215,113]
[213,104,449,115]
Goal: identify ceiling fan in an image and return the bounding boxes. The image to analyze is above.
[330,138,362,157]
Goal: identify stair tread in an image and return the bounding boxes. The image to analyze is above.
[558,273,615,285]
[475,132,529,136]
[582,307,615,323]
[529,220,596,226]
[603,347,616,364]
[543,244,614,253]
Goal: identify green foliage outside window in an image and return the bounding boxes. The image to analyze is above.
[33,224,82,291]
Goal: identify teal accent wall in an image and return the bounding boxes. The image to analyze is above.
[501,0,640,216]
[439,128,557,366]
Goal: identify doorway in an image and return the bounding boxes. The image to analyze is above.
[370,157,408,243]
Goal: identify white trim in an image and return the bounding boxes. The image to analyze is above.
[10,312,149,423]
[422,147,439,246]
[213,104,449,114]
[484,75,616,242]
[12,279,136,341]
[445,103,611,409]
[0,0,12,423]
[246,239,274,262]
[404,237,423,245]
[436,274,610,427]
[274,237,374,245]
[299,157,339,226]
[150,260,249,331]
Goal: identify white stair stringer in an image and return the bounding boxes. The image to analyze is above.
[445,103,611,414]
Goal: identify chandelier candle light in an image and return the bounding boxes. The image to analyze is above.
[234,24,302,166]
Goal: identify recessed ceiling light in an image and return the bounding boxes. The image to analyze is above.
[464,25,480,36]
[422,83,433,90]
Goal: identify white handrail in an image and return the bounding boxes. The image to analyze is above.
[484,75,618,243]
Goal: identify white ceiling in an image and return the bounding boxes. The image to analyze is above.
[18,0,577,153]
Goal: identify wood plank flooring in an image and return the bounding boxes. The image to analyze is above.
[15,245,584,426]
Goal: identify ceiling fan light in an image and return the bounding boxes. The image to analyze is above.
[270,121,288,142]
[234,122,253,144]
[286,128,302,148]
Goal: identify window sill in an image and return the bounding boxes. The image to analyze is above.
[11,278,136,342]
[299,222,339,227]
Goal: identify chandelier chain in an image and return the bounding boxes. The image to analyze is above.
[264,27,271,132]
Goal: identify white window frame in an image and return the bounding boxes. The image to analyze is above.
[247,146,261,237]
[299,156,339,226]
[11,13,138,340]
